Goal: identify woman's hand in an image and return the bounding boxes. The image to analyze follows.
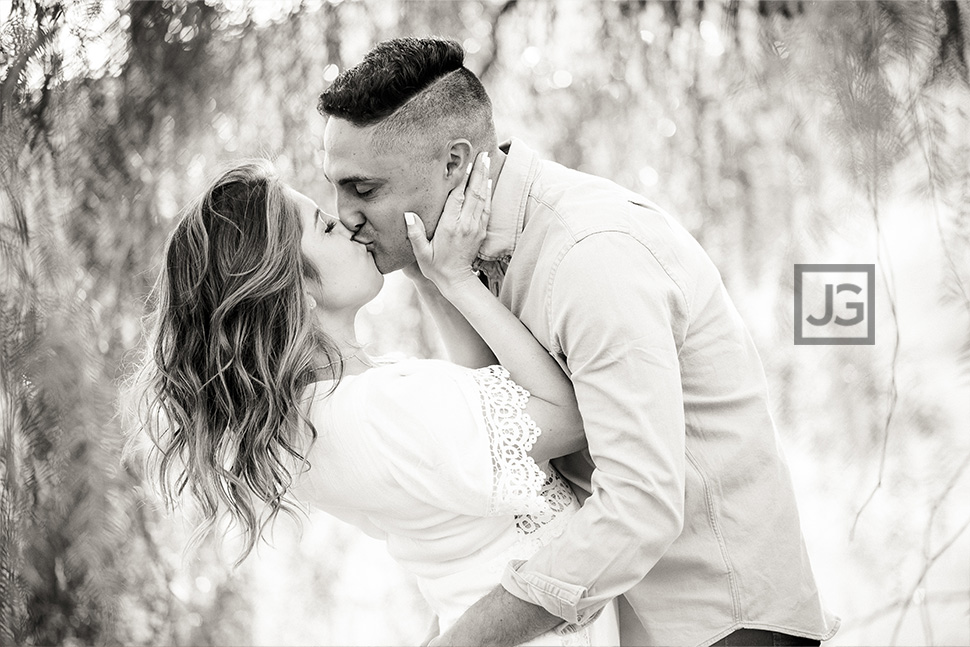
[405,151,491,293]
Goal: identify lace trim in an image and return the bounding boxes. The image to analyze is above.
[471,366,550,518]
[515,469,575,535]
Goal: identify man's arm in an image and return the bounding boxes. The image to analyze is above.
[430,586,558,647]
[439,231,691,642]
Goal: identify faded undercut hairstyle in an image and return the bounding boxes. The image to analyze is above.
[317,37,496,158]
[127,160,340,564]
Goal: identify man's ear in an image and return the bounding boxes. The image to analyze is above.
[443,139,474,186]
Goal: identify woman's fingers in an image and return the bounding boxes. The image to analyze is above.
[444,150,489,228]
[442,158,473,223]
[478,178,492,233]
[406,150,491,284]
[460,152,489,225]
[404,211,432,264]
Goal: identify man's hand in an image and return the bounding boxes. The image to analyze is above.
[429,585,560,647]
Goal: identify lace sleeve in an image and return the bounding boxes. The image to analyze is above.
[471,366,552,518]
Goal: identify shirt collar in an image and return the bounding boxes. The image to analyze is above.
[478,138,540,262]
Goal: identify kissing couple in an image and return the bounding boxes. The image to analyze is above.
[132,37,839,647]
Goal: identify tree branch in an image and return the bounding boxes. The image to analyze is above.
[477,0,518,82]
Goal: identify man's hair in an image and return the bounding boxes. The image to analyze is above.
[318,37,496,156]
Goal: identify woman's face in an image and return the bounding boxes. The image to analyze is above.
[289,187,384,312]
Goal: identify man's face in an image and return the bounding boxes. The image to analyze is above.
[322,118,451,274]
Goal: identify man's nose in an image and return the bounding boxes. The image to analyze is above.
[337,201,365,236]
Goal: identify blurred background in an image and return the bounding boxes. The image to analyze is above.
[1,0,969,645]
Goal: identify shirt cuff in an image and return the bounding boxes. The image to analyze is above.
[500,560,603,633]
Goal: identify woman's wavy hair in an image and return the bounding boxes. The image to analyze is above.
[127,160,339,563]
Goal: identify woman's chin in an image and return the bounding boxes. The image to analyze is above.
[371,276,385,298]
[360,277,385,308]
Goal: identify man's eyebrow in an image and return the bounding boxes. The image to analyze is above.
[334,175,376,187]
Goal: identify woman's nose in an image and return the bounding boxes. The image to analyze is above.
[321,209,358,239]
[338,221,357,239]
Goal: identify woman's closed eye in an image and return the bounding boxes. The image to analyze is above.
[314,209,338,234]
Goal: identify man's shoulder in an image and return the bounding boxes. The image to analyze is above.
[530,158,642,222]
[525,158,704,260]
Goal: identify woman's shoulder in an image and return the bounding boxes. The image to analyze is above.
[304,358,450,398]
[307,360,522,440]
[364,360,518,403]
[307,358,482,419]
[356,357,481,388]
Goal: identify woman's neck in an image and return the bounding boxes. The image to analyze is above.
[311,307,374,379]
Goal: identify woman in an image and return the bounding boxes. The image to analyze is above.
[130,155,619,646]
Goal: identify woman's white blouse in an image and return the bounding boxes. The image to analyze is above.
[293,359,617,645]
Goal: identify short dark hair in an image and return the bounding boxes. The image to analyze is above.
[318,37,496,154]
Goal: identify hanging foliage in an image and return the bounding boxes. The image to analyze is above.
[1,1,968,644]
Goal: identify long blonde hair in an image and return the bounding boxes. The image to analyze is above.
[129,160,340,562]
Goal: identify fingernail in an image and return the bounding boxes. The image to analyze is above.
[487,179,493,194]
[465,162,473,175]
[483,152,490,171]
[404,212,416,225]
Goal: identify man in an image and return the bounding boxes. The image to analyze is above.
[318,37,839,647]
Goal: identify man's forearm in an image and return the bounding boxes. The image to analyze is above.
[432,585,560,647]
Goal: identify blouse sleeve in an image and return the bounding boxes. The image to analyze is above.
[470,366,550,517]
[359,362,552,519]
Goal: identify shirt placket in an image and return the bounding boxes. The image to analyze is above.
[474,257,510,297]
